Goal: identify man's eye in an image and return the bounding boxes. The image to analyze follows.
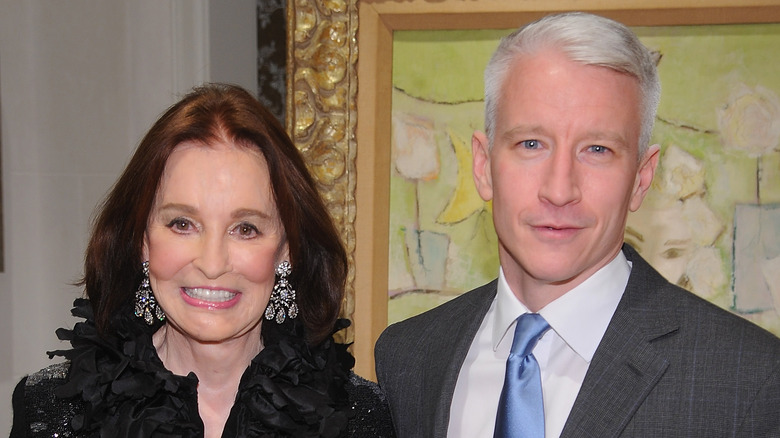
[588,145,609,153]
[520,139,540,149]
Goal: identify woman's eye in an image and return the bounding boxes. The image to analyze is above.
[233,223,259,238]
[167,218,193,232]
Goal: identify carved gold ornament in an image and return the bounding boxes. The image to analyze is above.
[286,0,358,344]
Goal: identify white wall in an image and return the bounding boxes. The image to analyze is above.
[0,0,257,432]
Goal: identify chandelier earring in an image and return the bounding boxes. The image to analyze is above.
[134,261,166,325]
[265,261,298,324]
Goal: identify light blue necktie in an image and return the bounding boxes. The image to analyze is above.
[494,313,550,438]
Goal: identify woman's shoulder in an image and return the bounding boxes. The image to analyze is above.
[12,361,84,438]
[344,372,396,437]
[16,362,70,408]
[24,361,70,385]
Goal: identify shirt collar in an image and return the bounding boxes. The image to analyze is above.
[492,251,631,362]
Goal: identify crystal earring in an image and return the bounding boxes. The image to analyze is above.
[265,261,298,324]
[134,261,165,325]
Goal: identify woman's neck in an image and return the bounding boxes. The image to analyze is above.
[152,323,264,438]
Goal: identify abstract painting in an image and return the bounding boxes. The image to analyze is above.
[388,24,780,335]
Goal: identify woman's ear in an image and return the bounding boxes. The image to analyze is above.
[141,232,150,261]
[278,240,290,265]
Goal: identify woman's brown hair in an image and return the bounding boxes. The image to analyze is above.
[82,83,347,345]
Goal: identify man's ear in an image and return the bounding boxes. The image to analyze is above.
[629,144,660,212]
[472,131,494,202]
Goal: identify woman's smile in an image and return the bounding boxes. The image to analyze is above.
[183,287,238,303]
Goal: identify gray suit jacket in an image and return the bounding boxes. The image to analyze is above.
[375,245,780,437]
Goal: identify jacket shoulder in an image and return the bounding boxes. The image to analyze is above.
[377,280,497,346]
[12,362,83,438]
[628,247,779,353]
[374,280,497,385]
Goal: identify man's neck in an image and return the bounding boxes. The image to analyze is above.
[499,248,623,312]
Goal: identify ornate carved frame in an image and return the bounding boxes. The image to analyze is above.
[285,0,359,339]
[287,0,780,378]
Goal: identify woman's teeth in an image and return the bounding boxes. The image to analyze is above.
[184,288,237,302]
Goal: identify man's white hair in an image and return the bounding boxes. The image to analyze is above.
[483,12,661,158]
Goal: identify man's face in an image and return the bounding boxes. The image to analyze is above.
[472,48,658,306]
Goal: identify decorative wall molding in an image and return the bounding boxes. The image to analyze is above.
[286,0,359,344]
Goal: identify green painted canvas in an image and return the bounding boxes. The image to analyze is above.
[388,24,780,336]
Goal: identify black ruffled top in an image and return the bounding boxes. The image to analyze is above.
[13,298,394,438]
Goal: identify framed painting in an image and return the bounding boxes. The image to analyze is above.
[286,0,780,377]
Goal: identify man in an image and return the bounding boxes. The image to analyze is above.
[375,12,780,438]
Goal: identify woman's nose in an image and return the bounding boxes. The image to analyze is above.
[193,235,231,279]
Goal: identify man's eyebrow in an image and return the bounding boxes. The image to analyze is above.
[501,125,547,139]
[501,125,630,146]
[579,130,630,146]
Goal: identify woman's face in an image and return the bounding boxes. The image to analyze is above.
[143,140,288,345]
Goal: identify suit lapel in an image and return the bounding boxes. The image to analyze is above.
[426,281,497,438]
[561,246,679,438]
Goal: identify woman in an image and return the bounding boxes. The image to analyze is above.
[11,84,394,437]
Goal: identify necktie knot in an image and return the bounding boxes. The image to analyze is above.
[511,313,550,357]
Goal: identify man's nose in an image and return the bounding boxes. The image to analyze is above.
[537,149,581,207]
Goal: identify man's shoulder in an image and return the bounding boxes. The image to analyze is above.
[380,280,497,338]
[625,247,780,356]
[374,281,498,405]
[375,280,497,362]
[671,285,780,353]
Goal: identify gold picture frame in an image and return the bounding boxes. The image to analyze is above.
[287,0,780,378]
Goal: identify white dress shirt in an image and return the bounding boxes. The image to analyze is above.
[447,252,631,438]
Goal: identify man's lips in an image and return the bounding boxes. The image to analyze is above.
[529,223,585,240]
[531,223,583,231]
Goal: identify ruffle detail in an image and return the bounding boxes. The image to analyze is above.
[48,298,354,437]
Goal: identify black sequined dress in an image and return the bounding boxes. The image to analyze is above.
[11,299,395,438]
